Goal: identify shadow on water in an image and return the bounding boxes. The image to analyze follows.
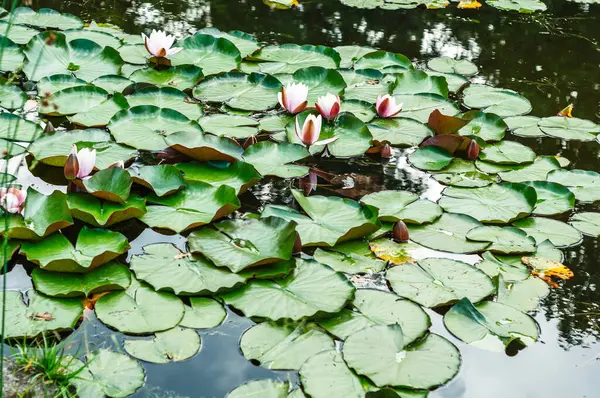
[10,0,600,396]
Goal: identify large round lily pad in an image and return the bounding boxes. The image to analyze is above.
[368,117,433,147]
[343,325,460,389]
[6,7,83,29]
[479,140,535,164]
[312,240,387,274]
[547,169,600,202]
[523,181,575,216]
[299,350,365,398]
[462,84,532,117]
[67,193,146,227]
[538,116,600,141]
[124,326,201,364]
[513,217,582,247]
[465,226,536,254]
[175,161,260,194]
[129,65,203,90]
[243,141,309,178]
[126,86,203,120]
[165,131,243,162]
[252,44,340,74]
[171,33,242,75]
[386,258,494,307]
[427,56,478,76]
[569,212,600,237]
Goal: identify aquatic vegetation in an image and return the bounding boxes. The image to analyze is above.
[0,5,598,398]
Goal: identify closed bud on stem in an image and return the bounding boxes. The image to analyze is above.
[466,140,480,160]
[393,221,409,242]
[293,232,303,254]
[381,144,392,159]
[64,151,79,181]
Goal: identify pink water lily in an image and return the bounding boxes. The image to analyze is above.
[0,187,26,214]
[65,145,96,180]
[315,93,341,119]
[142,30,182,58]
[376,94,403,118]
[278,83,309,114]
[295,114,338,147]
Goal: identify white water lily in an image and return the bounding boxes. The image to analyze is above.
[376,94,403,118]
[315,93,341,119]
[295,114,339,147]
[142,30,183,58]
[278,83,309,114]
[0,187,26,214]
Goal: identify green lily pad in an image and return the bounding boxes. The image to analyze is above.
[0,21,38,45]
[176,161,260,194]
[91,75,133,94]
[487,0,547,12]
[340,99,376,123]
[95,276,184,334]
[523,181,575,216]
[291,66,346,104]
[0,83,26,110]
[198,28,259,58]
[427,57,478,76]
[129,164,185,197]
[498,156,561,183]
[476,251,530,282]
[82,166,132,203]
[262,190,380,247]
[513,217,582,247]
[0,36,24,72]
[538,116,600,141]
[318,289,430,344]
[240,322,335,370]
[433,169,500,188]
[312,240,387,274]
[165,131,243,162]
[343,325,460,389]
[439,183,536,223]
[27,129,108,166]
[394,93,459,123]
[0,290,82,338]
[0,113,43,142]
[244,141,309,178]
[39,85,108,116]
[391,70,449,98]
[409,146,454,171]
[426,70,468,92]
[462,84,532,117]
[259,114,294,133]
[199,115,259,138]
[193,72,281,111]
[69,93,130,127]
[458,111,507,142]
[108,105,202,151]
[188,217,296,273]
[504,115,545,137]
[361,190,418,222]
[171,33,241,75]
[354,50,412,71]
[444,298,539,351]
[22,188,73,238]
[63,28,121,48]
[140,181,239,233]
[24,32,123,82]
[368,117,433,147]
[569,212,600,237]
[222,259,354,321]
[124,326,201,364]
[252,44,340,74]
[118,44,148,64]
[31,262,131,298]
[67,193,146,227]
[227,380,290,398]
[68,349,145,398]
[36,74,87,95]
[479,140,535,165]
[126,86,203,120]
[547,169,600,202]
[130,243,245,295]
[299,350,365,398]
[180,297,226,329]
[340,69,390,104]
[386,258,494,307]
[335,45,375,68]
[407,213,489,253]
[129,65,203,90]
[5,7,83,29]
[20,226,129,272]
[465,226,536,254]
[496,275,550,312]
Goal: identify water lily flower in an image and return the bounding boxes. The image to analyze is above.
[0,187,26,214]
[315,93,341,119]
[278,83,309,114]
[142,30,182,58]
[65,145,96,180]
[295,114,339,148]
[376,94,403,118]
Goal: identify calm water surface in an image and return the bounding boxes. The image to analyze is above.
[11,0,600,397]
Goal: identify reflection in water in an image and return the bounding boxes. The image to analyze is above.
[20,0,600,396]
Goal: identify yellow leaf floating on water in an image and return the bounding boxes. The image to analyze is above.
[521,256,574,288]
[369,239,416,265]
[557,103,574,117]
[458,0,482,9]
[264,0,299,9]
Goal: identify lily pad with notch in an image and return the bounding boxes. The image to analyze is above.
[82,166,133,203]
[129,65,203,90]
[465,225,536,254]
[176,161,260,194]
[129,164,186,197]
[244,141,309,178]
[124,326,201,364]
[368,117,433,147]
[523,181,575,216]
[312,240,387,274]
[199,114,259,138]
[171,33,242,75]
[67,193,146,227]
[165,131,243,162]
[513,217,582,247]
[546,169,600,202]
[126,86,203,120]
[462,84,532,117]
[251,44,340,74]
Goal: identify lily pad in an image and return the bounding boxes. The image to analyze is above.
[0,21,38,45]
[20,226,129,272]
[0,113,43,142]
[129,164,186,197]
[368,117,433,147]
[198,28,260,58]
[64,28,122,49]
[547,169,600,202]
[498,156,561,183]
[538,116,600,141]
[444,298,539,351]
[252,44,340,74]
[67,193,146,227]
[176,161,260,194]
[340,69,390,104]
[361,190,417,222]
[188,217,296,273]
[24,32,123,82]
[140,181,239,233]
[244,141,309,178]
[171,33,242,75]
[124,326,201,364]
[407,213,490,254]
[199,115,259,138]
[523,181,575,216]
[0,290,82,338]
[475,251,531,282]
[462,84,532,117]
[313,240,387,274]
[69,93,130,127]
[504,115,545,137]
[318,289,430,344]
[427,56,478,76]
[82,166,132,203]
[394,93,460,123]
[299,350,365,398]
[262,190,380,247]
[292,67,346,104]
[22,188,73,238]
[37,74,87,95]
[0,36,24,72]
[513,217,582,247]
[193,72,281,111]
[126,86,203,120]
[108,105,202,151]
[458,111,507,142]
[129,65,203,90]
[496,275,550,312]
[240,322,335,370]
[409,146,454,171]
[95,276,184,334]
[31,262,131,298]
[392,70,449,98]
[465,226,536,254]
[343,325,460,389]
[39,85,108,116]
[335,45,375,68]
[386,258,494,307]
[340,99,376,123]
[165,131,243,162]
[0,83,26,110]
[180,297,227,329]
[479,140,535,164]
[569,212,600,237]
[354,50,412,71]
[91,75,134,94]
[487,0,547,12]
[226,380,290,398]
[221,259,354,321]
[5,7,83,29]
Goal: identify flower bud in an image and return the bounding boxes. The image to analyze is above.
[293,232,303,254]
[466,140,480,160]
[393,221,409,242]
[64,151,79,180]
[381,144,392,159]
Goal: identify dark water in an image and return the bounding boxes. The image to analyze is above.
[12,0,600,397]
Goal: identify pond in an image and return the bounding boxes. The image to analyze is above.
[0,0,599,397]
